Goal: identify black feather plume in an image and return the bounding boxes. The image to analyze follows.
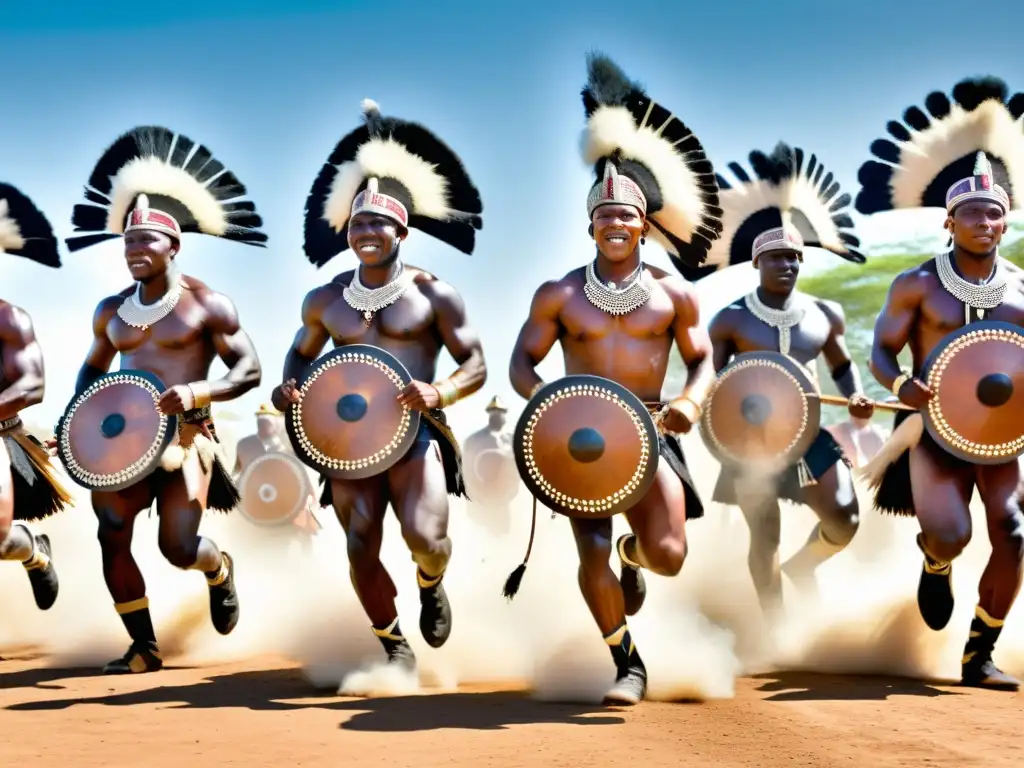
[0,183,62,267]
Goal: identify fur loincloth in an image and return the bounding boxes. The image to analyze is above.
[856,409,973,518]
[0,416,74,521]
[156,406,239,512]
[319,408,466,508]
[712,428,850,506]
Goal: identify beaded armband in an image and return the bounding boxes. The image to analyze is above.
[891,370,913,398]
[432,378,460,409]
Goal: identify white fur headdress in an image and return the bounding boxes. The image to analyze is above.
[580,53,723,272]
[65,126,267,252]
[856,77,1024,215]
[683,143,865,280]
[0,183,61,267]
[303,99,483,267]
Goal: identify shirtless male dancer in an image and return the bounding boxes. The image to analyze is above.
[508,54,722,704]
[857,77,1024,689]
[60,126,267,674]
[272,99,486,670]
[0,183,73,611]
[703,144,872,614]
[233,403,320,540]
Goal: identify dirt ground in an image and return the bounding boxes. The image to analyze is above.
[0,652,1021,768]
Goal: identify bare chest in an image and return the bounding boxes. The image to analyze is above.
[107,296,207,355]
[731,305,830,366]
[559,290,675,342]
[321,290,436,346]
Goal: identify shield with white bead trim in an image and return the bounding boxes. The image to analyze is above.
[699,351,821,474]
[285,344,421,479]
[513,375,660,518]
[56,370,178,492]
[920,320,1024,465]
[237,451,313,527]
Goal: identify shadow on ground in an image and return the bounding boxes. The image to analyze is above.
[753,670,963,702]
[3,667,626,731]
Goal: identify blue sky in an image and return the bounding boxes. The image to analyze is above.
[3,0,1023,434]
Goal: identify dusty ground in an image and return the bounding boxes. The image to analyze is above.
[1,652,1021,768]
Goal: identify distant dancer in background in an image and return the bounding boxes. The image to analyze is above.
[462,395,517,536]
[233,403,320,541]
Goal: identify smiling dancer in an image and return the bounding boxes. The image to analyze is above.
[61,126,267,674]
[857,77,1024,690]
[0,183,72,612]
[507,53,722,704]
[272,99,486,672]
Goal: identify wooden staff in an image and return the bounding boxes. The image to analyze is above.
[816,394,915,413]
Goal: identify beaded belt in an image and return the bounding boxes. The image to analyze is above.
[0,415,23,433]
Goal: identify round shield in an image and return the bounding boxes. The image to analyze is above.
[56,370,177,492]
[920,320,1024,464]
[700,351,821,470]
[470,447,519,505]
[238,451,314,527]
[286,344,421,480]
[514,375,660,518]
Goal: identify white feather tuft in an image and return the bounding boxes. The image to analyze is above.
[0,198,26,254]
[160,444,186,472]
[890,101,1024,210]
[581,105,704,242]
[106,156,228,235]
[361,98,380,115]
[855,413,923,490]
[705,173,846,269]
[322,138,450,231]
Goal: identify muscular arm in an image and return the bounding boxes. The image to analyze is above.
[201,290,261,402]
[665,278,714,406]
[0,304,45,421]
[707,306,739,375]
[869,271,925,391]
[817,299,864,399]
[427,280,487,401]
[508,280,568,400]
[74,297,121,397]
[271,286,334,411]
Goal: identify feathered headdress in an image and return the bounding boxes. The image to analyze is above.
[0,183,61,267]
[677,143,865,281]
[65,126,267,252]
[856,77,1024,215]
[580,53,723,270]
[303,99,483,268]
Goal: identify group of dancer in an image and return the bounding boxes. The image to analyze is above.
[0,53,1021,704]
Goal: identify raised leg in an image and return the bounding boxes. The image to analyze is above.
[0,452,57,610]
[156,471,239,636]
[909,444,975,631]
[618,462,689,616]
[388,436,453,649]
[783,460,861,594]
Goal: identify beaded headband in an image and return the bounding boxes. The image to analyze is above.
[752,225,804,266]
[945,152,1010,213]
[350,177,410,228]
